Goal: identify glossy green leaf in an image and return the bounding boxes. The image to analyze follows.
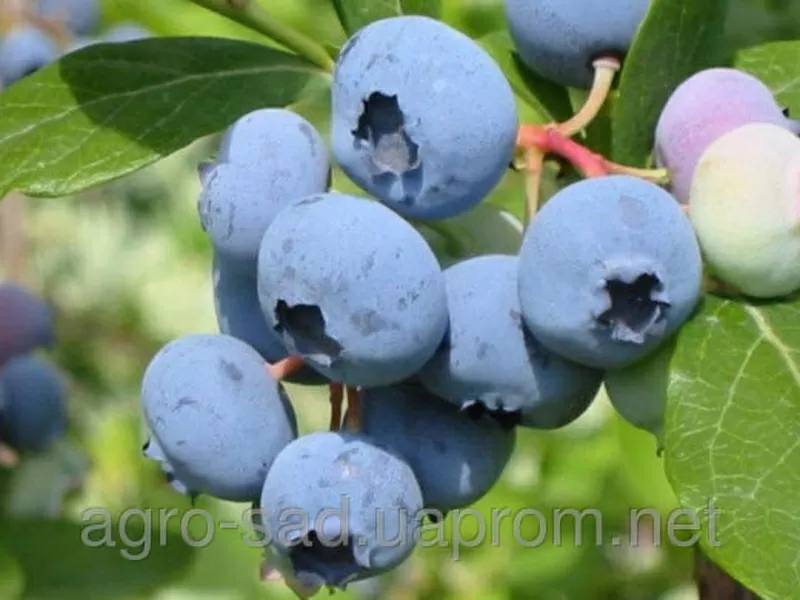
[478,30,572,124]
[664,296,800,599]
[735,41,800,116]
[331,0,442,36]
[612,0,728,166]
[0,37,329,198]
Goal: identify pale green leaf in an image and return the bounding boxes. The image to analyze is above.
[735,41,800,117]
[665,296,800,599]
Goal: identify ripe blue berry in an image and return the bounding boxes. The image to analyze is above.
[0,283,55,365]
[141,334,297,501]
[35,0,100,35]
[0,27,59,86]
[257,192,448,387]
[358,382,516,512]
[655,68,798,204]
[260,431,423,589]
[102,23,151,42]
[199,109,330,271]
[503,0,650,88]
[331,16,517,220]
[419,255,602,427]
[518,175,703,369]
[0,355,68,453]
[212,253,325,385]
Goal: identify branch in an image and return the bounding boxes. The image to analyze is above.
[695,547,761,599]
[188,0,335,72]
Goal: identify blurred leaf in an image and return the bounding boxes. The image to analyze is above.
[0,518,194,599]
[613,410,680,517]
[400,0,442,18]
[0,542,23,599]
[331,0,442,35]
[612,0,728,166]
[664,296,800,599]
[735,40,800,116]
[4,439,90,518]
[0,37,329,198]
[478,31,572,124]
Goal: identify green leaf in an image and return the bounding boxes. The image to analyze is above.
[0,543,23,599]
[331,0,441,36]
[414,204,523,268]
[4,439,89,519]
[735,41,800,116]
[612,0,728,166]
[0,518,194,599]
[0,37,329,198]
[399,0,442,18]
[478,31,572,124]
[664,296,800,599]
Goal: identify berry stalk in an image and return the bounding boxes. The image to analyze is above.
[329,382,343,431]
[265,355,305,380]
[187,0,335,72]
[557,56,620,137]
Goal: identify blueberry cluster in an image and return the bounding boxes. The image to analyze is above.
[0,282,67,456]
[136,1,800,593]
[0,0,149,88]
[135,8,734,593]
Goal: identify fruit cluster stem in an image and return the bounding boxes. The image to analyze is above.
[265,354,305,380]
[0,192,28,284]
[523,146,545,228]
[516,125,672,217]
[187,0,335,72]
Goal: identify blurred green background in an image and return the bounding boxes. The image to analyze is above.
[1,0,799,598]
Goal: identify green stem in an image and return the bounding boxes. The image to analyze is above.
[188,0,335,72]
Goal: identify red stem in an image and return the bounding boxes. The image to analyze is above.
[518,125,609,178]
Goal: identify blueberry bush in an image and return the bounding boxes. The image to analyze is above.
[1,0,800,599]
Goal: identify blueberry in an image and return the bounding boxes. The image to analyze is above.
[503,0,650,88]
[35,0,100,36]
[0,354,68,453]
[140,334,297,501]
[518,175,703,370]
[102,23,151,42]
[655,68,798,204]
[689,122,800,298]
[0,283,55,365]
[212,253,326,385]
[257,192,448,387]
[0,27,59,86]
[358,382,516,512]
[419,255,603,428]
[331,16,518,220]
[260,431,423,589]
[199,109,330,271]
